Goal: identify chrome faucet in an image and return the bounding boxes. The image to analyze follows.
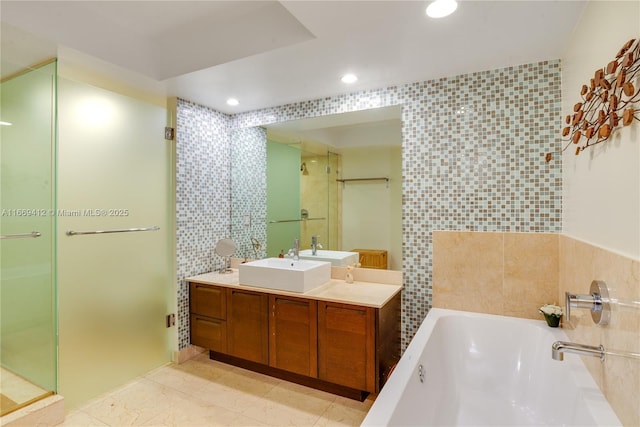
[552,341,640,362]
[551,341,605,362]
[290,238,299,260]
[565,280,610,326]
[311,235,322,255]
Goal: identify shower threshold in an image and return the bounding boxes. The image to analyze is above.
[0,367,53,417]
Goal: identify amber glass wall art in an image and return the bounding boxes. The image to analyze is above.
[548,38,640,163]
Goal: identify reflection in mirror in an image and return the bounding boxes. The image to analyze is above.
[231,106,402,270]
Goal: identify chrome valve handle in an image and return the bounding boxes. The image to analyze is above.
[565,280,610,326]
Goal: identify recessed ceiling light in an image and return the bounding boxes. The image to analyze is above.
[0,121,12,126]
[341,74,358,84]
[426,0,458,18]
[226,98,239,106]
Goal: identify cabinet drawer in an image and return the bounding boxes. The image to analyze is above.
[190,283,226,319]
[190,314,227,353]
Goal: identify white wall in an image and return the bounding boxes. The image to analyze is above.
[561,0,640,259]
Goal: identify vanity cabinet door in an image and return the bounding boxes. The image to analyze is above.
[269,295,317,377]
[318,301,376,392]
[227,289,269,364]
[190,283,226,319]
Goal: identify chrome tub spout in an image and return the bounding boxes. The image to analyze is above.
[552,341,605,362]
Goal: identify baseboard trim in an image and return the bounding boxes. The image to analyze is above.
[174,344,206,364]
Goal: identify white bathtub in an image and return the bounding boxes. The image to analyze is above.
[362,309,621,426]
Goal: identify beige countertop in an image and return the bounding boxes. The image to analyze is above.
[186,268,402,308]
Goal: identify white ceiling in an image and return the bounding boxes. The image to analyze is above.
[0,1,587,114]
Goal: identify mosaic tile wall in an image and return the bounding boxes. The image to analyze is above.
[175,98,232,350]
[231,60,562,348]
[176,61,562,350]
[230,127,267,260]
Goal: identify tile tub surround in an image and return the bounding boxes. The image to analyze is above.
[432,231,559,318]
[432,230,640,426]
[559,235,640,427]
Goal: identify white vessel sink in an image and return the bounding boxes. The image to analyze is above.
[238,258,331,293]
[298,250,359,267]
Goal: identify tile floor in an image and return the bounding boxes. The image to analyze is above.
[56,353,374,426]
[0,367,51,416]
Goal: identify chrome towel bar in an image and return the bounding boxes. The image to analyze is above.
[268,218,326,224]
[336,177,389,188]
[336,177,388,183]
[0,231,42,239]
[66,226,160,236]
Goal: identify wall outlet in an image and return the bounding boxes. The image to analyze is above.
[166,313,175,328]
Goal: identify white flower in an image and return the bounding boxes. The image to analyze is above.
[539,304,563,317]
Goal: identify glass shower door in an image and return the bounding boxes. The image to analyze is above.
[56,78,172,410]
[0,61,57,416]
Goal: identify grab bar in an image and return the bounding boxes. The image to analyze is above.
[268,218,326,224]
[0,231,42,239]
[66,226,160,236]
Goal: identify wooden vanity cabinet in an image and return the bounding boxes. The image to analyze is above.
[318,293,400,394]
[227,288,269,364]
[318,301,376,392]
[189,279,401,400]
[189,283,227,353]
[269,295,318,377]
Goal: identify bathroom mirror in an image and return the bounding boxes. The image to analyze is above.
[230,106,403,270]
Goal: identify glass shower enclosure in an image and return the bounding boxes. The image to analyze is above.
[1,43,173,415]
[0,60,58,416]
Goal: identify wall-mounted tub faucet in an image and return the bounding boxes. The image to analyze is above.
[552,341,605,362]
[552,341,640,362]
[565,280,610,326]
